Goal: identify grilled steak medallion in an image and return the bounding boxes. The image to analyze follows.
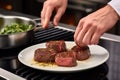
[34,48,57,62]
[34,40,90,67]
[71,45,90,61]
[55,51,77,67]
[46,40,67,53]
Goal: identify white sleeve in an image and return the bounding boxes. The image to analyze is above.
[108,0,120,16]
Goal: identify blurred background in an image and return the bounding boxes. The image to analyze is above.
[0,0,120,35]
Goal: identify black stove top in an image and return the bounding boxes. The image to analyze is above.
[0,9,120,80]
[0,26,108,80]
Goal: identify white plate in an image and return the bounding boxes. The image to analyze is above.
[18,41,109,72]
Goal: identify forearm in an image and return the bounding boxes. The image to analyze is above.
[108,0,120,17]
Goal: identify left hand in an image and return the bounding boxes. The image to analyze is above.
[41,0,68,28]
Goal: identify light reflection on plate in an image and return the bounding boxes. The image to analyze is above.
[18,41,109,72]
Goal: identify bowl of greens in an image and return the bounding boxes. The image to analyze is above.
[0,16,37,49]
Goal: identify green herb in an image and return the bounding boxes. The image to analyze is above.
[0,23,33,35]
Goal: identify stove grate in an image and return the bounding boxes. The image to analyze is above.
[16,66,68,80]
[33,27,74,44]
[15,63,108,80]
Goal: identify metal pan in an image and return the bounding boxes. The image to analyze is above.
[0,16,41,49]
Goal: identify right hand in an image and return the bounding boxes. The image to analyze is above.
[74,5,119,46]
[41,0,68,28]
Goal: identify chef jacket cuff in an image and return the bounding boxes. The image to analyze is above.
[108,0,120,16]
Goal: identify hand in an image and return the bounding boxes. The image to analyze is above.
[74,5,119,46]
[41,0,68,28]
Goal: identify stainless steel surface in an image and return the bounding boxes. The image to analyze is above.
[0,68,26,80]
[0,16,36,49]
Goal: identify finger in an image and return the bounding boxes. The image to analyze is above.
[82,25,96,45]
[41,12,45,26]
[74,20,84,40]
[43,6,54,28]
[53,8,65,26]
[41,2,47,26]
[74,20,84,46]
[91,28,102,44]
[75,22,91,46]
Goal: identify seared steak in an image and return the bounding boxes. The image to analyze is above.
[71,45,90,61]
[46,40,67,53]
[34,48,57,62]
[34,40,90,67]
[55,51,77,67]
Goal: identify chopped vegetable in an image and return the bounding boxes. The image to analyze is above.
[0,23,33,35]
